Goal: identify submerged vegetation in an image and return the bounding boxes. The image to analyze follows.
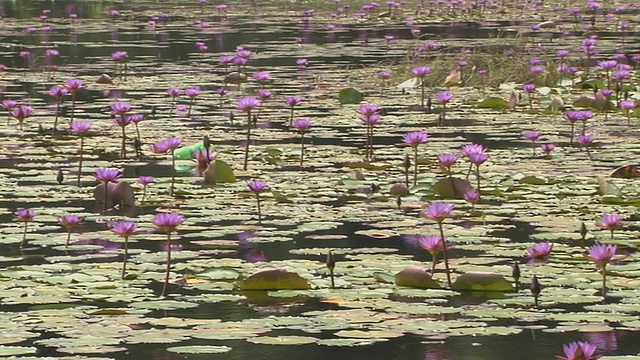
[1,0,640,359]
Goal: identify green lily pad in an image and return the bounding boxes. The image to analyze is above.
[339,87,363,105]
[451,272,515,292]
[395,267,441,289]
[237,268,311,290]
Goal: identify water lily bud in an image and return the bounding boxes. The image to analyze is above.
[530,275,541,298]
[56,169,64,184]
[326,250,335,273]
[580,222,588,241]
[403,154,411,170]
[512,261,521,283]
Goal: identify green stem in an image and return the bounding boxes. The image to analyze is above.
[69,93,76,125]
[256,194,262,224]
[161,233,172,297]
[170,153,176,197]
[77,136,84,187]
[20,222,28,248]
[121,126,127,159]
[413,146,418,186]
[102,180,109,214]
[437,223,452,288]
[243,111,251,171]
[601,265,607,297]
[52,101,60,135]
[65,231,71,248]
[121,236,129,280]
[300,132,305,168]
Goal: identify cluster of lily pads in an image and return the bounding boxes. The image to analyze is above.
[2,0,640,358]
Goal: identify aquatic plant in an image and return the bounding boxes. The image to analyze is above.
[58,214,82,248]
[11,104,35,131]
[15,208,35,248]
[418,235,454,274]
[49,85,69,134]
[411,66,431,109]
[541,143,555,157]
[357,104,381,160]
[402,131,428,185]
[292,119,312,168]
[522,131,541,157]
[555,341,601,360]
[111,50,128,80]
[619,100,636,125]
[138,176,154,202]
[152,212,185,297]
[466,148,489,192]
[150,137,182,196]
[422,202,455,288]
[284,96,302,126]
[185,86,200,117]
[527,242,553,263]
[63,78,84,125]
[597,214,624,241]
[94,168,122,213]
[69,121,91,186]
[521,83,536,109]
[237,97,261,171]
[530,274,541,307]
[248,180,268,223]
[586,244,617,297]
[326,250,336,289]
[111,221,138,279]
[463,189,480,212]
[435,90,452,122]
[167,87,182,114]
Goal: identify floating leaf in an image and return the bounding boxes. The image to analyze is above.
[433,177,474,199]
[451,272,515,292]
[173,143,205,160]
[395,266,441,289]
[237,268,311,290]
[477,97,508,109]
[0,346,37,356]
[338,87,363,105]
[196,266,241,281]
[203,159,236,184]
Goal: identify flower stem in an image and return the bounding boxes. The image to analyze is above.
[475,165,481,193]
[52,101,60,135]
[120,126,127,159]
[102,180,109,214]
[170,153,176,197]
[20,222,28,248]
[65,231,71,248]
[77,136,84,187]
[256,194,262,224]
[243,111,251,171]
[413,146,418,186]
[300,132,305,168]
[121,235,129,280]
[437,223,452,288]
[601,265,607,297]
[161,233,172,297]
[69,93,76,125]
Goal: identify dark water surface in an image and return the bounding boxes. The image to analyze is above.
[2,1,640,360]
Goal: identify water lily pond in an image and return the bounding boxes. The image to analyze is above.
[2,0,640,359]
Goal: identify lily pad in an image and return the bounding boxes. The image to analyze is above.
[451,272,515,292]
[237,268,311,290]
